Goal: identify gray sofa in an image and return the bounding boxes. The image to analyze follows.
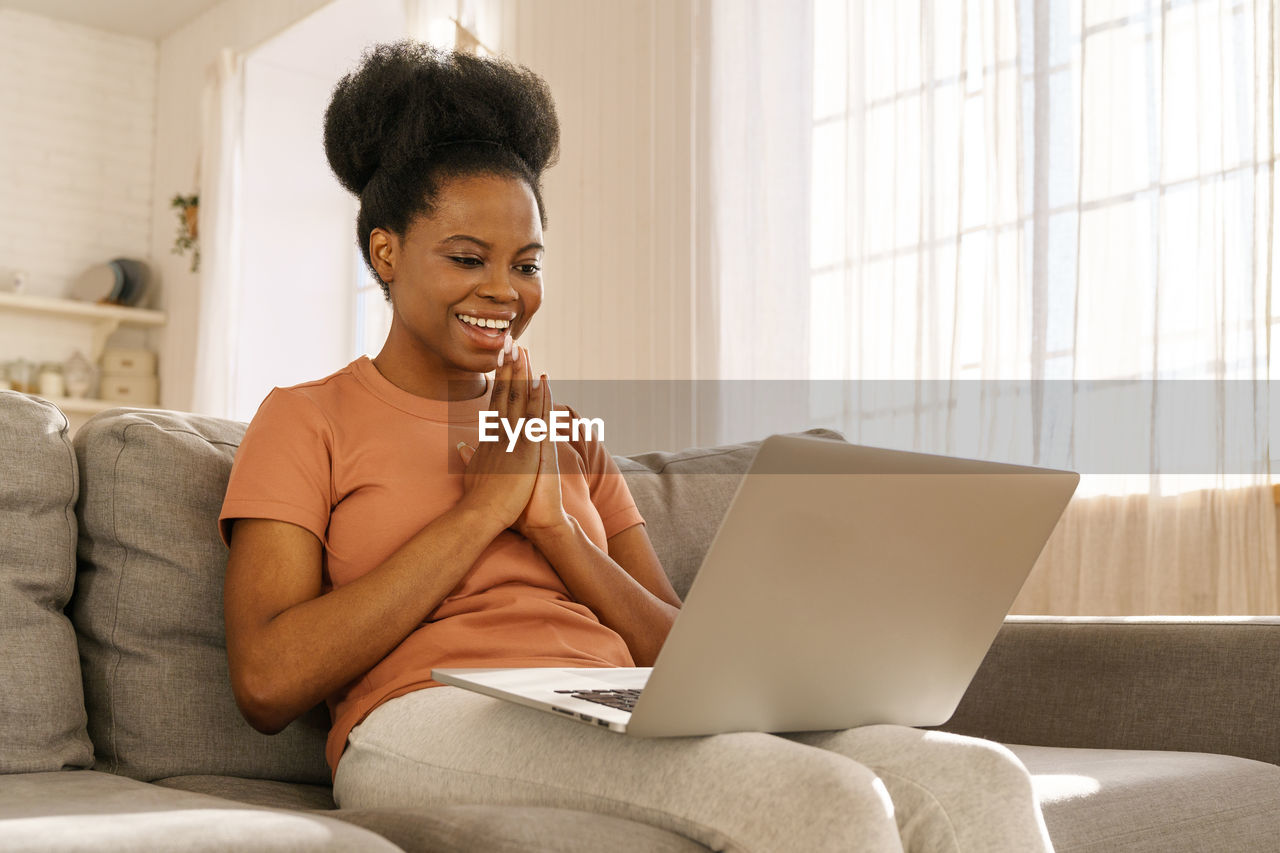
[2,388,1279,852]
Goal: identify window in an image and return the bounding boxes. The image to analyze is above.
[810,0,1274,488]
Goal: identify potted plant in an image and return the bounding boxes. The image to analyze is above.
[171,193,200,272]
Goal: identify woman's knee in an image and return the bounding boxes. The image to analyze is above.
[791,726,1050,851]
[922,733,1036,801]
[877,733,1049,853]
[798,725,1035,802]
[785,750,897,815]
[744,746,902,851]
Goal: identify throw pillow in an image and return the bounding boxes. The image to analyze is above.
[0,391,94,772]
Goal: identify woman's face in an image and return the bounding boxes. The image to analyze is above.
[373,172,544,380]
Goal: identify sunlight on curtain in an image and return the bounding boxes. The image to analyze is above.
[192,48,244,419]
[809,0,1278,614]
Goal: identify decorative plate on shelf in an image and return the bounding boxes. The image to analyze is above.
[70,263,120,304]
[111,258,149,307]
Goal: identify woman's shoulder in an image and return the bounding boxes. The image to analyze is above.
[250,359,368,424]
[277,358,367,400]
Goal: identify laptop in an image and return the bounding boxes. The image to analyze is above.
[433,433,1079,737]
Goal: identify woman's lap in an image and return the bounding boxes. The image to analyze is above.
[333,687,1049,853]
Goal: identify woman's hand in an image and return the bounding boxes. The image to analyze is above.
[454,339,541,531]
[510,373,574,542]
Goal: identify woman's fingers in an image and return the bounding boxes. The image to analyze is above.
[482,340,543,474]
[507,342,530,425]
[505,343,540,472]
[538,375,555,475]
[490,335,514,419]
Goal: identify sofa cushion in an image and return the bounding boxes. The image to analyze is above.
[1011,745,1280,853]
[0,770,399,851]
[616,428,845,598]
[69,409,329,783]
[154,774,337,810]
[331,804,709,853]
[0,391,93,772]
[154,776,708,851]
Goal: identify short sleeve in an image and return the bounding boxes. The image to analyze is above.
[564,404,645,540]
[219,388,334,547]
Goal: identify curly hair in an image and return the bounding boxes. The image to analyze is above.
[323,41,561,298]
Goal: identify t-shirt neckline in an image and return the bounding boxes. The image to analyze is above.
[351,355,493,423]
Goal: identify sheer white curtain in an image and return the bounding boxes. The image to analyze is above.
[192,48,245,419]
[696,0,820,444]
[707,0,1279,613]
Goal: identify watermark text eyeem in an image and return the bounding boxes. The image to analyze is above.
[478,410,604,451]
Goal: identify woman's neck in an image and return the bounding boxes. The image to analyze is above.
[371,346,487,402]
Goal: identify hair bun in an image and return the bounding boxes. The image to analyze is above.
[324,41,559,196]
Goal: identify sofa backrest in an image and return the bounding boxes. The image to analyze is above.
[70,409,330,784]
[0,391,94,773]
[61,403,840,782]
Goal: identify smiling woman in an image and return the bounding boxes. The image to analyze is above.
[215,40,1053,853]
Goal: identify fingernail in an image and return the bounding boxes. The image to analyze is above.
[456,441,467,451]
[497,346,504,368]
[531,372,541,391]
[504,335,513,354]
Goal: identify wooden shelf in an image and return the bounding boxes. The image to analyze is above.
[0,291,165,325]
[0,291,165,359]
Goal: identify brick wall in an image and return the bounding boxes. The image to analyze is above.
[0,8,156,301]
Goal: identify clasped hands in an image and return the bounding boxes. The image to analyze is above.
[456,338,574,544]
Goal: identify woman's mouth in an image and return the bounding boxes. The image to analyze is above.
[456,312,513,349]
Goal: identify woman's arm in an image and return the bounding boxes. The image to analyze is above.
[224,503,508,734]
[226,347,544,735]
[526,520,681,666]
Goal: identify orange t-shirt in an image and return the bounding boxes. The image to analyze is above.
[218,356,643,778]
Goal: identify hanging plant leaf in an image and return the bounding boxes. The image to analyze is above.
[170,193,200,273]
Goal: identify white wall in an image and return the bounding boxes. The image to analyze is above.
[151,0,333,411]
[232,0,405,420]
[0,9,156,363]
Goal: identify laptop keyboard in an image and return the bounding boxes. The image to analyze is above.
[554,688,642,712]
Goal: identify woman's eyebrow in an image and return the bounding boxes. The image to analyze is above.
[438,234,544,253]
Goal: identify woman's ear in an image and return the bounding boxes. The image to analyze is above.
[369,228,396,284]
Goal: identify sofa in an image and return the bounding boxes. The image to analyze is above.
[2,387,1279,852]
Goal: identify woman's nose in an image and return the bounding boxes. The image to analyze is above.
[475,266,519,302]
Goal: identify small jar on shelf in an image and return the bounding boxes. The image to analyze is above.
[38,363,66,398]
[6,358,36,394]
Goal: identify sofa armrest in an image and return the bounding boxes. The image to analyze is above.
[937,616,1280,765]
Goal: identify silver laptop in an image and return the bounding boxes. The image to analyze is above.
[433,433,1078,737]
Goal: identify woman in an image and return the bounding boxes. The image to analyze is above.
[220,41,1052,853]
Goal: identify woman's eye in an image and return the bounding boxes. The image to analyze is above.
[451,256,482,267]
[517,264,541,275]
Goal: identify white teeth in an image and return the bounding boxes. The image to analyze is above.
[459,314,511,329]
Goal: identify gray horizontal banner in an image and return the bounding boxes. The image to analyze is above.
[443,379,1274,475]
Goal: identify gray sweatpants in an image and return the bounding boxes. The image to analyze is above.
[332,687,1052,852]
